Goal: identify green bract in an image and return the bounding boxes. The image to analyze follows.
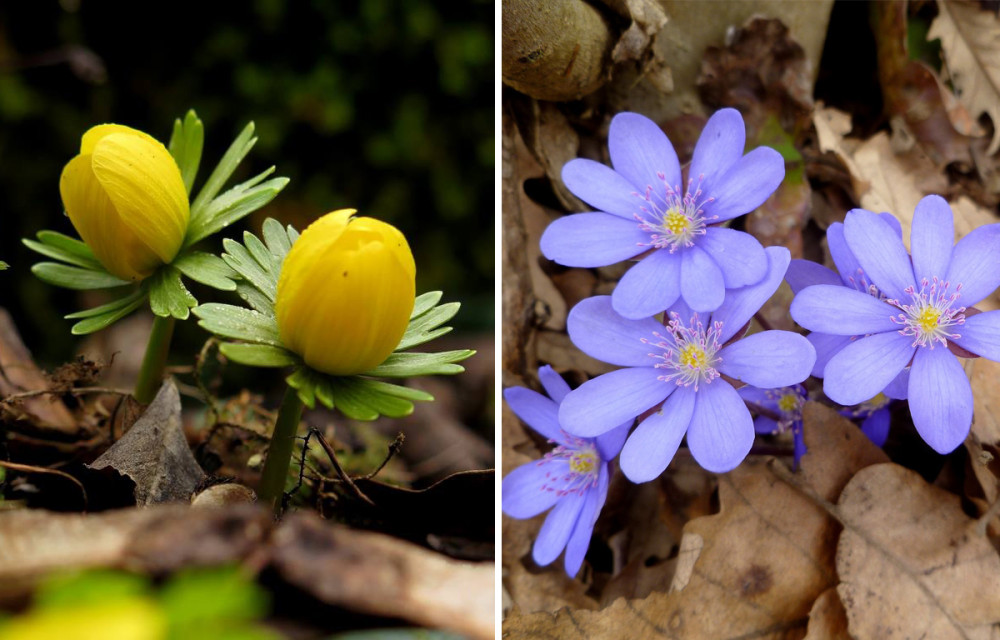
[193,218,473,421]
[24,110,289,334]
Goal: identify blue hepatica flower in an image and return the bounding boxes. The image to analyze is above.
[738,384,807,468]
[501,365,630,577]
[840,392,893,447]
[559,247,816,481]
[790,195,1000,453]
[540,109,785,319]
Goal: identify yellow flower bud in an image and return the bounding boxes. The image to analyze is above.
[0,598,166,640]
[59,124,190,281]
[275,209,416,375]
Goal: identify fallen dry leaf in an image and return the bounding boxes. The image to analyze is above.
[503,402,885,638]
[930,0,1000,154]
[271,511,494,640]
[88,380,204,505]
[804,587,850,640]
[836,463,1000,639]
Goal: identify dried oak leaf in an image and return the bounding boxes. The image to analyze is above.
[836,463,1000,639]
[804,587,850,640]
[929,0,1000,154]
[503,402,884,638]
[88,380,204,505]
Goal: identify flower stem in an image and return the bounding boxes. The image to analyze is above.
[133,315,176,404]
[259,386,305,515]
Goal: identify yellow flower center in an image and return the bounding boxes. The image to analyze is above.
[678,343,707,369]
[569,451,597,475]
[916,306,941,333]
[778,393,801,413]
[664,209,691,236]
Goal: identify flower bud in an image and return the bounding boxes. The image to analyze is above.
[59,124,189,281]
[275,209,416,375]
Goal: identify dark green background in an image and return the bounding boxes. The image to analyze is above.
[0,0,494,364]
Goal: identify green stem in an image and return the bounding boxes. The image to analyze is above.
[259,386,305,515]
[133,315,176,404]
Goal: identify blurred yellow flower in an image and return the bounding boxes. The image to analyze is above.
[60,124,189,281]
[275,209,416,375]
[0,598,166,640]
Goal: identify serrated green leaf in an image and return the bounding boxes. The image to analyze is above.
[397,301,460,351]
[168,110,204,195]
[32,262,131,290]
[365,350,474,377]
[286,367,318,408]
[35,230,100,263]
[190,121,256,219]
[221,342,297,368]
[193,303,281,345]
[411,291,443,319]
[261,217,293,258]
[222,238,276,301]
[23,236,102,270]
[148,266,197,319]
[69,292,147,335]
[186,176,288,248]
[236,282,275,316]
[174,251,238,291]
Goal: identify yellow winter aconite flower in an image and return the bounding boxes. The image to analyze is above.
[0,598,166,640]
[60,124,189,281]
[275,209,416,376]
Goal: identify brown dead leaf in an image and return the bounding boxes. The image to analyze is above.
[804,588,850,640]
[930,0,1000,154]
[503,402,886,638]
[0,308,77,435]
[836,463,1000,639]
[88,380,204,505]
[272,511,494,640]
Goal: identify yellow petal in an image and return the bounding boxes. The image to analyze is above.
[59,154,161,281]
[80,123,160,155]
[0,598,166,640]
[91,131,189,263]
[276,211,416,375]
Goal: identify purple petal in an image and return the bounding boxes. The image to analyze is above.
[910,195,954,284]
[595,421,631,460]
[908,346,972,454]
[785,259,841,294]
[808,332,854,378]
[945,223,1000,306]
[712,246,790,342]
[689,108,746,193]
[717,331,816,388]
[563,465,608,577]
[532,492,585,566]
[753,415,779,435]
[559,367,671,438]
[561,158,645,220]
[826,223,865,288]
[680,245,725,312]
[700,227,768,288]
[790,285,897,335]
[953,310,1000,360]
[884,367,909,399]
[792,422,806,469]
[537,365,571,404]
[501,459,567,518]
[608,112,682,201]
[503,386,564,443]
[823,332,915,405]
[702,147,785,222]
[861,409,890,447]
[737,385,776,410]
[619,386,695,483]
[879,212,904,237]
[686,381,754,473]
[843,209,915,300]
[540,213,648,268]
[567,296,664,367]
[612,248,683,319]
